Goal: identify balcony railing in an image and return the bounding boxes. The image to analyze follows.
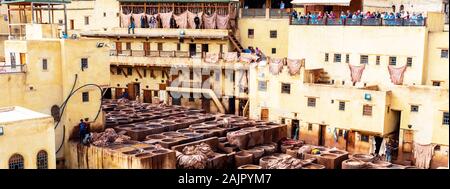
[269,9,290,19]
[0,64,26,74]
[242,8,266,18]
[291,17,426,26]
[110,50,223,59]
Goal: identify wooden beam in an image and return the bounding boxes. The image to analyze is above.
[135,67,143,78]
[110,68,115,75]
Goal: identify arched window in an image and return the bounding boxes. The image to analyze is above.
[9,154,24,169]
[37,150,48,169]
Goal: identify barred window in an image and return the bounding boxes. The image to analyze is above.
[339,101,345,111]
[270,30,277,38]
[281,83,291,94]
[443,112,449,125]
[10,52,16,68]
[271,48,276,54]
[248,29,254,38]
[389,56,397,65]
[334,54,341,63]
[82,92,89,102]
[432,81,441,86]
[42,59,48,70]
[81,58,88,71]
[345,54,349,63]
[376,56,380,65]
[407,57,413,67]
[410,105,419,112]
[360,55,368,64]
[441,49,448,58]
[37,150,48,169]
[9,154,24,169]
[360,135,369,142]
[325,53,329,62]
[363,105,372,116]
[308,123,313,131]
[307,98,316,107]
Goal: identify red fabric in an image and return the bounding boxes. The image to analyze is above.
[174,11,188,29]
[216,14,229,29]
[348,64,366,83]
[159,12,173,29]
[203,12,217,29]
[287,59,302,75]
[269,58,284,75]
[187,11,203,29]
[388,65,407,85]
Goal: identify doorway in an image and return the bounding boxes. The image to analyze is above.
[228,97,236,114]
[261,108,269,121]
[143,90,152,103]
[292,119,300,140]
[201,97,211,112]
[103,88,112,99]
[127,83,140,101]
[347,131,355,152]
[116,42,122,54]
[318,125,327,146]
[115,88,124,99]
[189,44,196,57]
[171,92,181,105]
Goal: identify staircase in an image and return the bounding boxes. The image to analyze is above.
[228,33,244,53]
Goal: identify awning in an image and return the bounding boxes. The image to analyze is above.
[291,0,351,6]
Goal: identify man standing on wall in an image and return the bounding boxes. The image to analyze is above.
[128,14,135,34]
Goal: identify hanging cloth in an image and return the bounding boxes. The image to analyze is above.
[132,13,144,28]
[269,58,284,75]
[378,138,387,156]
[203,12,217,29]
[216,14,229,29]
[333,128,338,142]
[121,13,132,28]
[147,14,158,28]
[223,52,238,63]
[204,53,219,64]
[174,11,188,29]
[287,59,302,76]
[348,64,366,83]
[369,136,376,155]
[388,65,407,85]
[239,71,248,90]
[413,143,435,169]
[159,12,173,29]
[343,130,348,140]
[239,53,258,63]
[140,14,148,28]
[187,11,203,29]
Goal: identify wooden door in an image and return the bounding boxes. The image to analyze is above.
[143,42,150,56]
[127,83,136,100]
[143,90,152,103]
[115,88,124,99]
[116,42,122,54]
[347,131,356,153]
[70,19,74,30]
[403,130,414,153]
[261,108,269,121]
[19,53,26,65]
[319,125,326,146]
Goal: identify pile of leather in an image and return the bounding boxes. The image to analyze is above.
[266,156,303,169]
[91,128,131,147]
[176,143,215,169]
[226,130,250,150]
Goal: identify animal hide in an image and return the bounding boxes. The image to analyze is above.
[216,14,229,29]
[413,143,435,169]
[174,11,188,29]
[159,12,173,29]
[121,13,132,28]
[348,64,366,83]
[269,58,284,75]
[388,65,407,85]
[203,12,217,29]
[287,59,302,75]
[223,52,238,63]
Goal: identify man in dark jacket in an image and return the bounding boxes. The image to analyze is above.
[170,15,178,28]
[194,14,200,29]
[79,119,87,144]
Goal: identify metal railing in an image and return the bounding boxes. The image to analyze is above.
[110,50,223,59]
[0,64,26,74]
[269,9,290,19]
[242,8,266,18]
[291,17,426,26]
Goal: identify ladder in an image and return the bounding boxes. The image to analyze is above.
[228,33,244,53]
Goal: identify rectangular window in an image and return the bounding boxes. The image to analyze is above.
[307,98,316,107]
[82,92,89,102]
[42,59,48,70]
[81,58,88,71]
[441,49,449,58]
[127,68,132,76]
[325,53,329,62]
[334,54,341,63]
[103,12,107,17]
[281,83,291,94]
[271,48,276,54]
[154,91,158,97]
[443,112,449,125]
[158,43,163,51]
[281,118,285,124]
[432,81,441,86]
[360,55,368,64]
[189,93,195,102]
[248,29,254,38]
[143,69,147,77]
[117,68,122,75]
[345,54,349,63]
[360,135,369,142]
[410,105,419,112]
[10,52,16,68]
[126,42,131,50]
[70,19,74,30]
[58,19,63,24]
[389,56,397,65]
[339,101,345,111]
[258,81,267,91]
[270,30,277,38]
[308,124,313,131]
[84,16,89,25]
[407,57,413,67]
[376,56,380,65]
[363,105,373,116]
[177,43,181,51]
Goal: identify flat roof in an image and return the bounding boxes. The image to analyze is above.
[0,0,71,5]
[117,0,235,3]
[0,106,51,124]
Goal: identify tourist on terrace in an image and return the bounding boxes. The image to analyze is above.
[292,10,298,20]
[328,11,336,19]
[128,14,135,34]
[346,10,353,19]
[149,15,157,28]
[280,1,285,10]
[340,11,346,23]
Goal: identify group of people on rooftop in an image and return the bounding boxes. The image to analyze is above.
[291,9,425,25]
